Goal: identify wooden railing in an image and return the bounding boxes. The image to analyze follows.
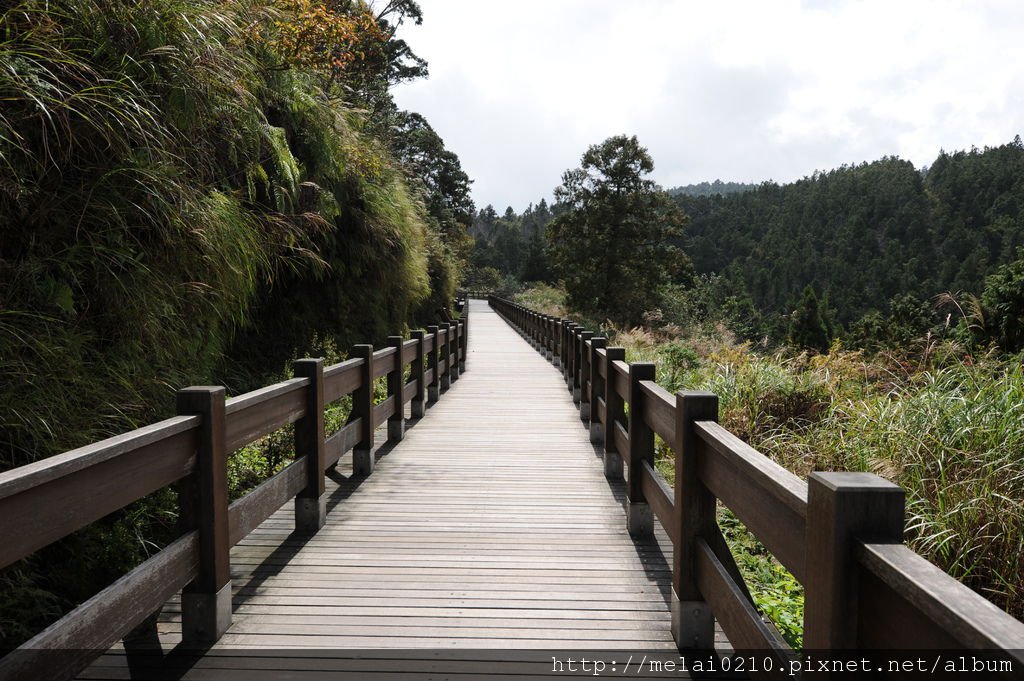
[458,289,515,301]
[0,309,469,681]
[459,289,495,301]
[490,296,1024,677]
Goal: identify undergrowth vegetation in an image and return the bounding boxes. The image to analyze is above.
[0,0,467,646]
[516,285,1024,647]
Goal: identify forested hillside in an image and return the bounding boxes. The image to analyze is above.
[0,0,470,644]
[677,139,1024,329]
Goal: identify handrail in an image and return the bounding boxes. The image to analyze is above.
[489,295,1024,677]
[0,303,470,681]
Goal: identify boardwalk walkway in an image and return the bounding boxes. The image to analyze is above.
[83,300,728,679]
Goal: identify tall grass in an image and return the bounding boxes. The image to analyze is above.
[527,281,1024,639]
[651,335,1024,622]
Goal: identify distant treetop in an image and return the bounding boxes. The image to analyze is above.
[667,179,757,198]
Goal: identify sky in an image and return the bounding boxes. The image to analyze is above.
[392,0,1024,213]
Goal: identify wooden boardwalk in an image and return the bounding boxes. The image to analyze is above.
[82,300,728,679]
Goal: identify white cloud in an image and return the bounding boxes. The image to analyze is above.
[393,0,1024,211]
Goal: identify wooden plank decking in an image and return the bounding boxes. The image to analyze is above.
[82,300,731,679]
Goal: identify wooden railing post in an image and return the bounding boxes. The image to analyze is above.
[572,328,585,403]
[579,331,594,419]
[451,322,461,382]
[627,362,656,536]
[673,392,718,650]
[293,359,326,534]
[563,322,575,385]
[804,472,904,653]
[351,344,375,475]
[439,322,452,392]
[557,319,565,366]
[386,336,405,442]
[577,327,585,401]
[546,317,555,361]
[411,330,426,418]
[459,315,468,373]
[568,325,578,395]
[426,325,440,403]
[588,337,606,441]
[176,386,231,642]
[603,347,626,479]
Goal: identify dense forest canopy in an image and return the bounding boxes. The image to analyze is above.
[677,139,1024,325]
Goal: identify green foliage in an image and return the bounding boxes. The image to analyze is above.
[229,430,295,501]
[847,293,941,352]
[978,248,1024,352]
[461,266,521,297]
[546,135,694,325]
[512,283,567,317]
[1,0,313,466]
[717,509,804,649]
[0,0,468,647]
[657,340,700,391]
[470,200,555,283]
[788,285,831,352]
[385,111,474,320]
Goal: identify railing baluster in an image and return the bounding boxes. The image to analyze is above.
[293,359,326,533]
[547,316,552,357]
[572,327,584,403]
[440,322,452,392]
[626,362,655,536]
[460,315,468,373]
[411,330,426,418]
[579,331,594,419]
[588,337,606,441]
[450,322,460,382]
[176,386,231,642]
[604,347,626,480]
[804,472,904,651]
[564,322,576,386]
[351,344,375,475]
[387,336,405,442]
[427,325,440,403]
[557,317,565,366]
[673,391,718,650]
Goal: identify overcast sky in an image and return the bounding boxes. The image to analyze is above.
[392,0,1024,213]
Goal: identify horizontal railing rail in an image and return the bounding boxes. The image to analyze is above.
[489,295,1024,679]
[0,306,469,681]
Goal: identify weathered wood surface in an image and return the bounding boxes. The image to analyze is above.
[80,300,730,679]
